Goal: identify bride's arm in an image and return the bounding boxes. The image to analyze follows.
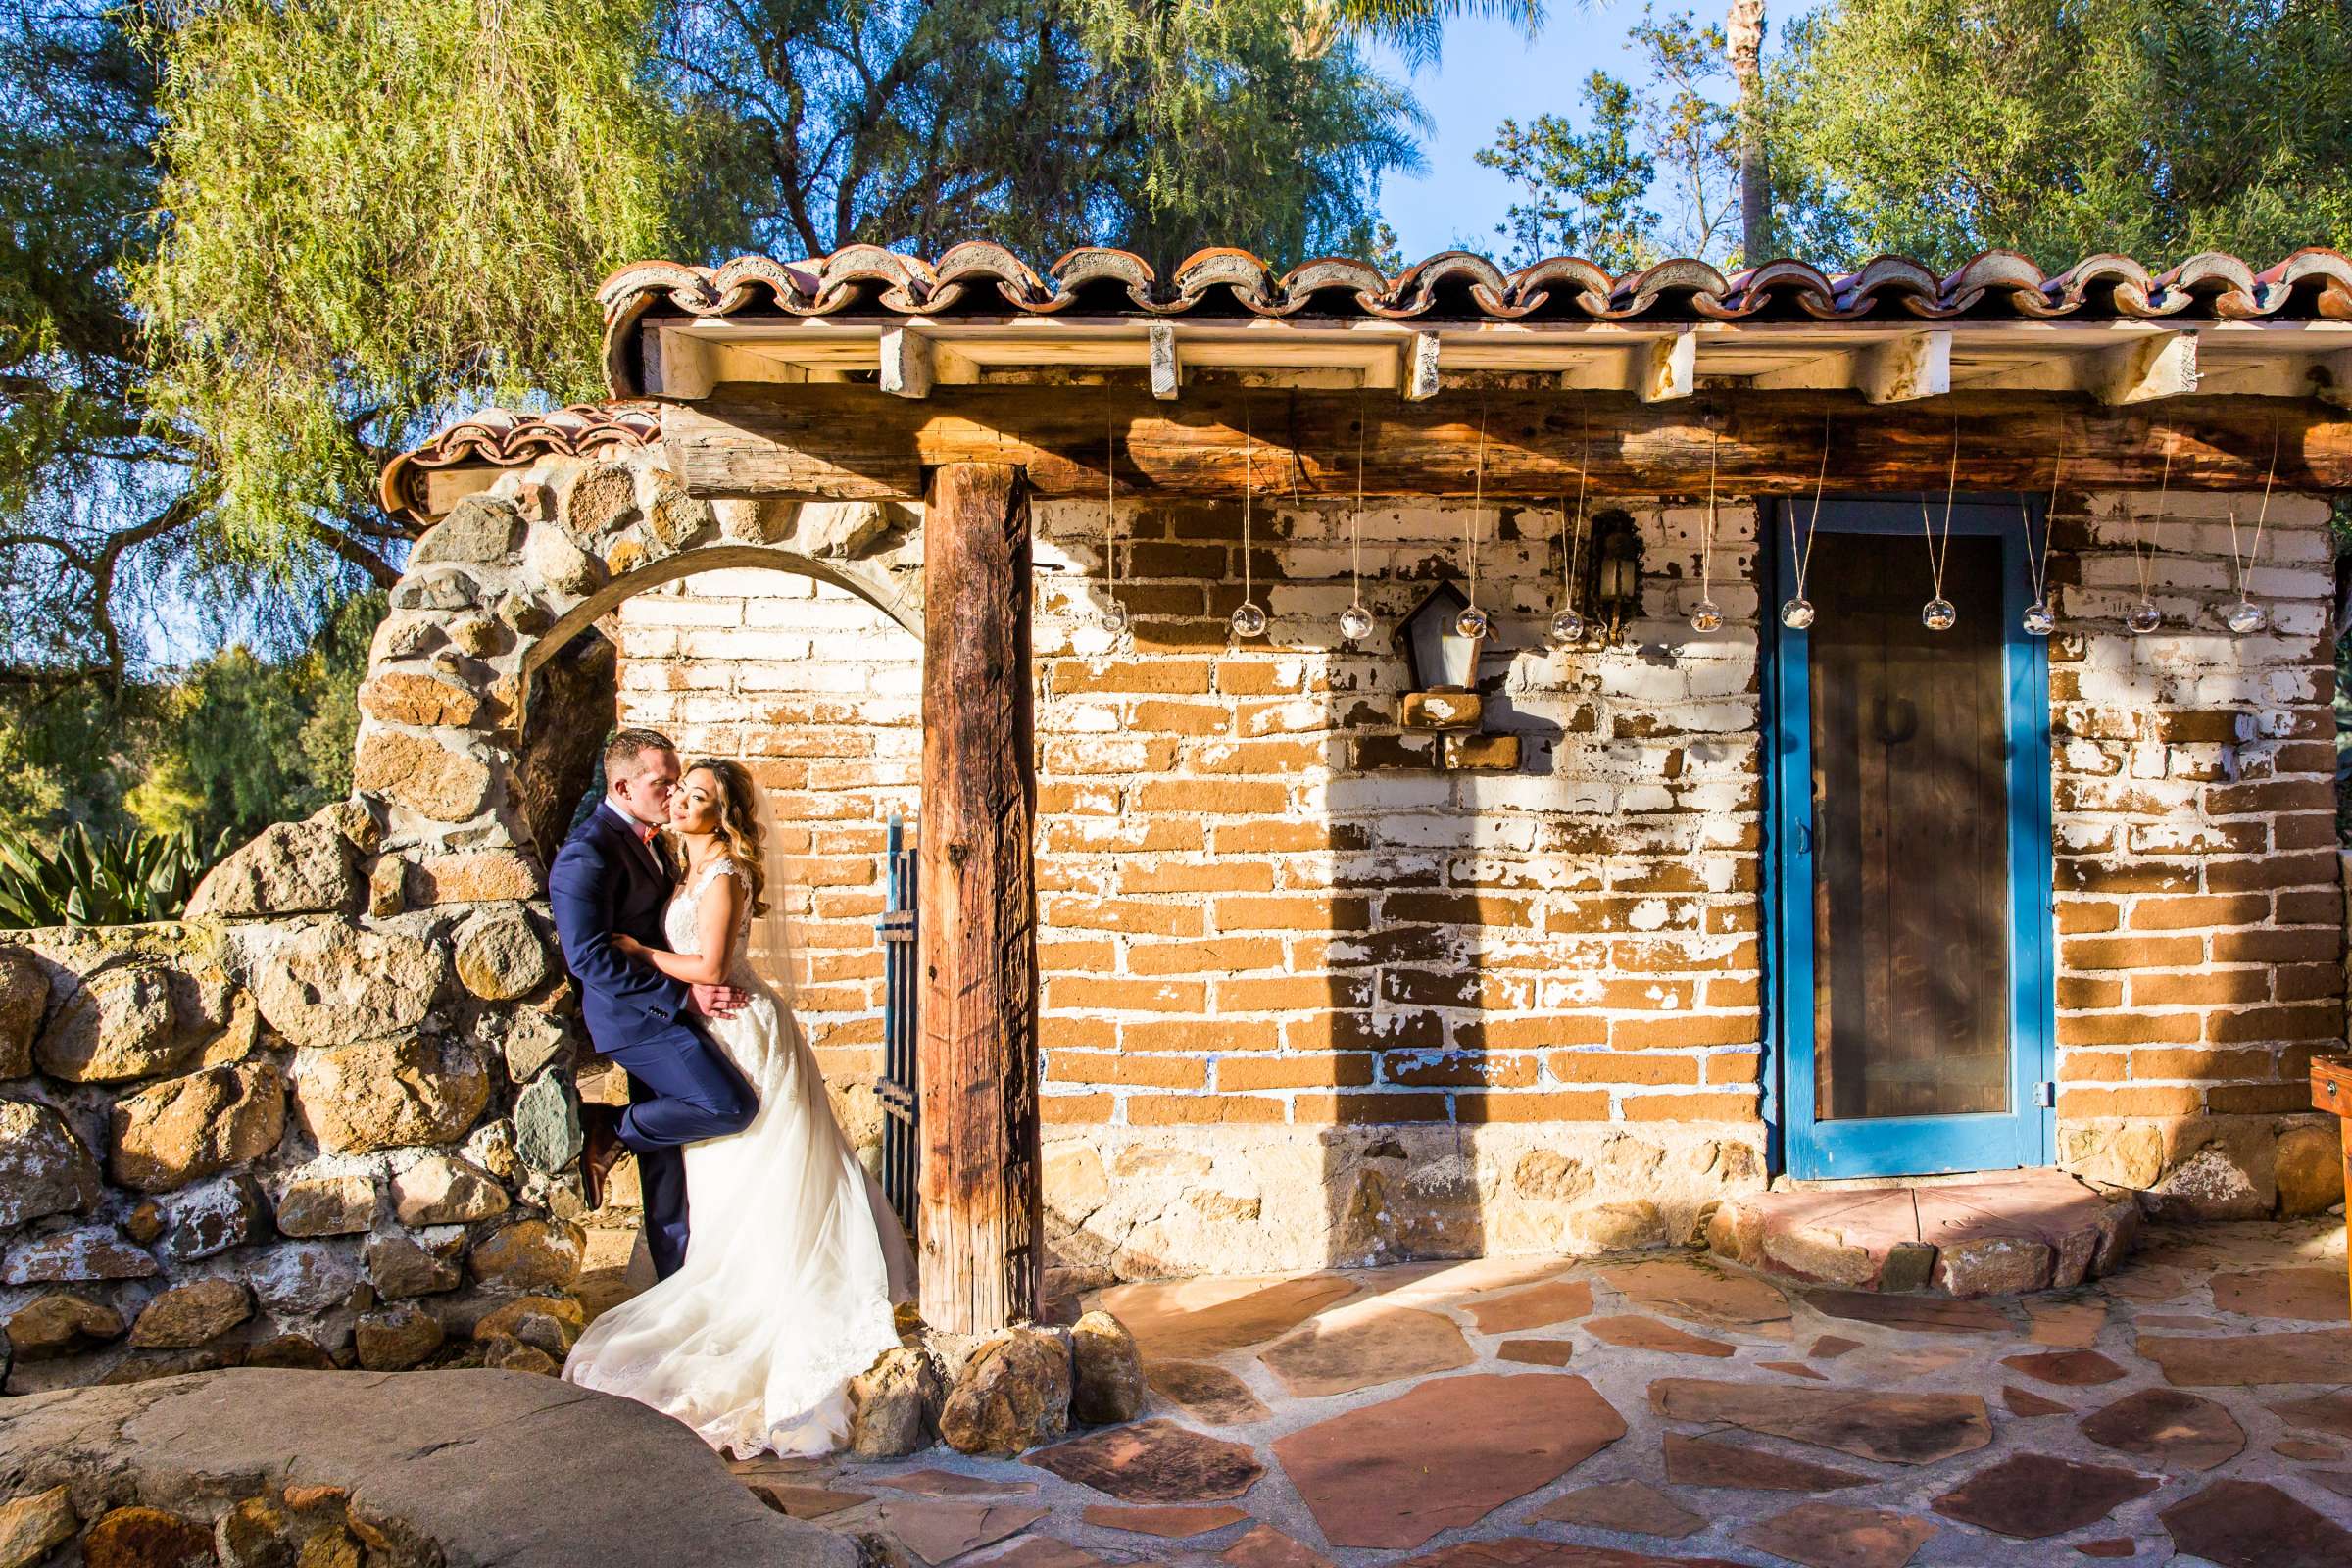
[625,871,743,987]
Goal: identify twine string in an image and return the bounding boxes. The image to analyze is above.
[1701,421,1720,604]
[1352,393,1367,607]
[2135,427,2173,605]
[1566,404,1590,611]
[1242,402,1254,611]
[2229,420,2280,607]
[1920,413,1960,602]
[1789,407,1829,602]
[1103,392,1119,619]
[1467,404,1489,609]
[2027,422,2064,607]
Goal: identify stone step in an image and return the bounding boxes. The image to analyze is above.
[1706,1169,2142,1298]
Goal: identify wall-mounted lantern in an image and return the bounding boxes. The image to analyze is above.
[1588,509,1642,643]
[1395,580,1486,693]
[1386,580,1518,771]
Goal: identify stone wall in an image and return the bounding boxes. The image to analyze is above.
[0,451,924,1392]
[2,437,2343,1394]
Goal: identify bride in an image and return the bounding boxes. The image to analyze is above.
[562,757,915,1457]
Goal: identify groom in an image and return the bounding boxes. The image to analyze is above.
[550,728,757,1278]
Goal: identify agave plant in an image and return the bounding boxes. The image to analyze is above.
[0,823,235,929]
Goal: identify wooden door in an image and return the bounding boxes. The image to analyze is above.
[1771,500,2055,1178]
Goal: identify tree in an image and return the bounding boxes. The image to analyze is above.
[135,0,703,585]
[1725,0,1767,263]
[660,0,1427,272]
[1472,7,1740,270]
[1476,77,1655,270]
[1762,0,2352,271]
[1628,8,1739,263]
[0,1,185,692]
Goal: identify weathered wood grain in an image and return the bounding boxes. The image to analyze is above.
[916,462,1041,1335]
[662,384,2352,502]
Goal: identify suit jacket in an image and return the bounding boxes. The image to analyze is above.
[549,802,690,1050]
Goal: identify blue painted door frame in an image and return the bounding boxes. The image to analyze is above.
[1764,497,2057,1180]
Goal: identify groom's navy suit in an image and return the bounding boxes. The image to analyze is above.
[550,801,755,1277]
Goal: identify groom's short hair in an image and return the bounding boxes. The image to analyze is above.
[605,727,676,780]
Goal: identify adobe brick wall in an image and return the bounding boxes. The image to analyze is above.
[2043,488,2346,1217]
[612,567,923,1152]
[612,483,2345,1282]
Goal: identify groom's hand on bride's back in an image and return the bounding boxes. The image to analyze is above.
[689,982,748,1019]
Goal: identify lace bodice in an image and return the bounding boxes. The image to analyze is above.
[662,858,752,974]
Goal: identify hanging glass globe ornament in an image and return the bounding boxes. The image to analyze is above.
[2022,600,2057,637]
[1550,606,1586,642]
[2126,600,2162,635]
[1455,603,1491,640]
[1779,598,1816,630]
[2224,600,2266,635]
[1921,597,1957,632]
[1230,600,1269,639]
[1690,599,1724,634]
[1339,601,1375,642]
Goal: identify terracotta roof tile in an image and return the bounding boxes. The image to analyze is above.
[378,243,2352,519]
[377,402,659,523]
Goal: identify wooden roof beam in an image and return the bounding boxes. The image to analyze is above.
[1561,331,1694,402]
[1149,323,1181,401]
[2314,346,2352,410]
[1747,329,1951,404]
[1953,328,2200,404]
[1857,330,1952,404]
[2088,329,2200,405]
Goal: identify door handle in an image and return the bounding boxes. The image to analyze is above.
[1791,822,1812,856]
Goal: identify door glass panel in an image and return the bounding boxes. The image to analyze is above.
[1809,532,2010,1120]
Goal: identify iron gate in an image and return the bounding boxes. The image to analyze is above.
[876,812,919,1235]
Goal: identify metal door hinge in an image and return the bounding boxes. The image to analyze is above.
[2034,1081,2055,1108]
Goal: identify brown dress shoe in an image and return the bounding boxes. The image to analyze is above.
[580,1103,626,1211]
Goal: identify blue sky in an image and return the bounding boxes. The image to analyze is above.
[1369,6,1651,262]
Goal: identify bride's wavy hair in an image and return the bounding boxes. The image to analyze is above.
[681,758,770,917]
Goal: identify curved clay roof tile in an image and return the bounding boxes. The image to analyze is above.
[1711,260,1840,319]
[1167,248,1288,315]
[926,240,1049,314]
[1605,258,1732,320]
[1046,248,1160,314]
[2256,248,2352,320]
[1935,251,2061,318]
[1829,255,1939,318]
[1278,256,1396,317]
[808,246,936,315]
[2042,254,2167,318]
[1502,257,1616,319]
[2146,252,2260,319]
[1384,251,1513,319]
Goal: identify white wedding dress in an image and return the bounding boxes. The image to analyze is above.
[563,858,916,1457]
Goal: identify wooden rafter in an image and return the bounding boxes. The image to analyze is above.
[657,384,2352,504]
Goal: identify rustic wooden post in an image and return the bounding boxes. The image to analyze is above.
[917,462,1041,1334]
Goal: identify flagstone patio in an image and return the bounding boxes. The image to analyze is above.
[731,1220,2352,1568]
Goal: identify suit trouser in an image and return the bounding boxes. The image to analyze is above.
[602,1013,756,1278]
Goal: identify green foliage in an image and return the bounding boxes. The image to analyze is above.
[1477,77,1655,270]
[0,588,376,848]
[665,0,1427,270]
[1628,9,1737,262]
[0,818,231,927]
[1763,0,2352,271]
[141,589,381,844]
[1472,8,1739,270]
[133,0,701,576]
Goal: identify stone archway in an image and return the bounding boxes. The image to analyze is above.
[350,453,922,899]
